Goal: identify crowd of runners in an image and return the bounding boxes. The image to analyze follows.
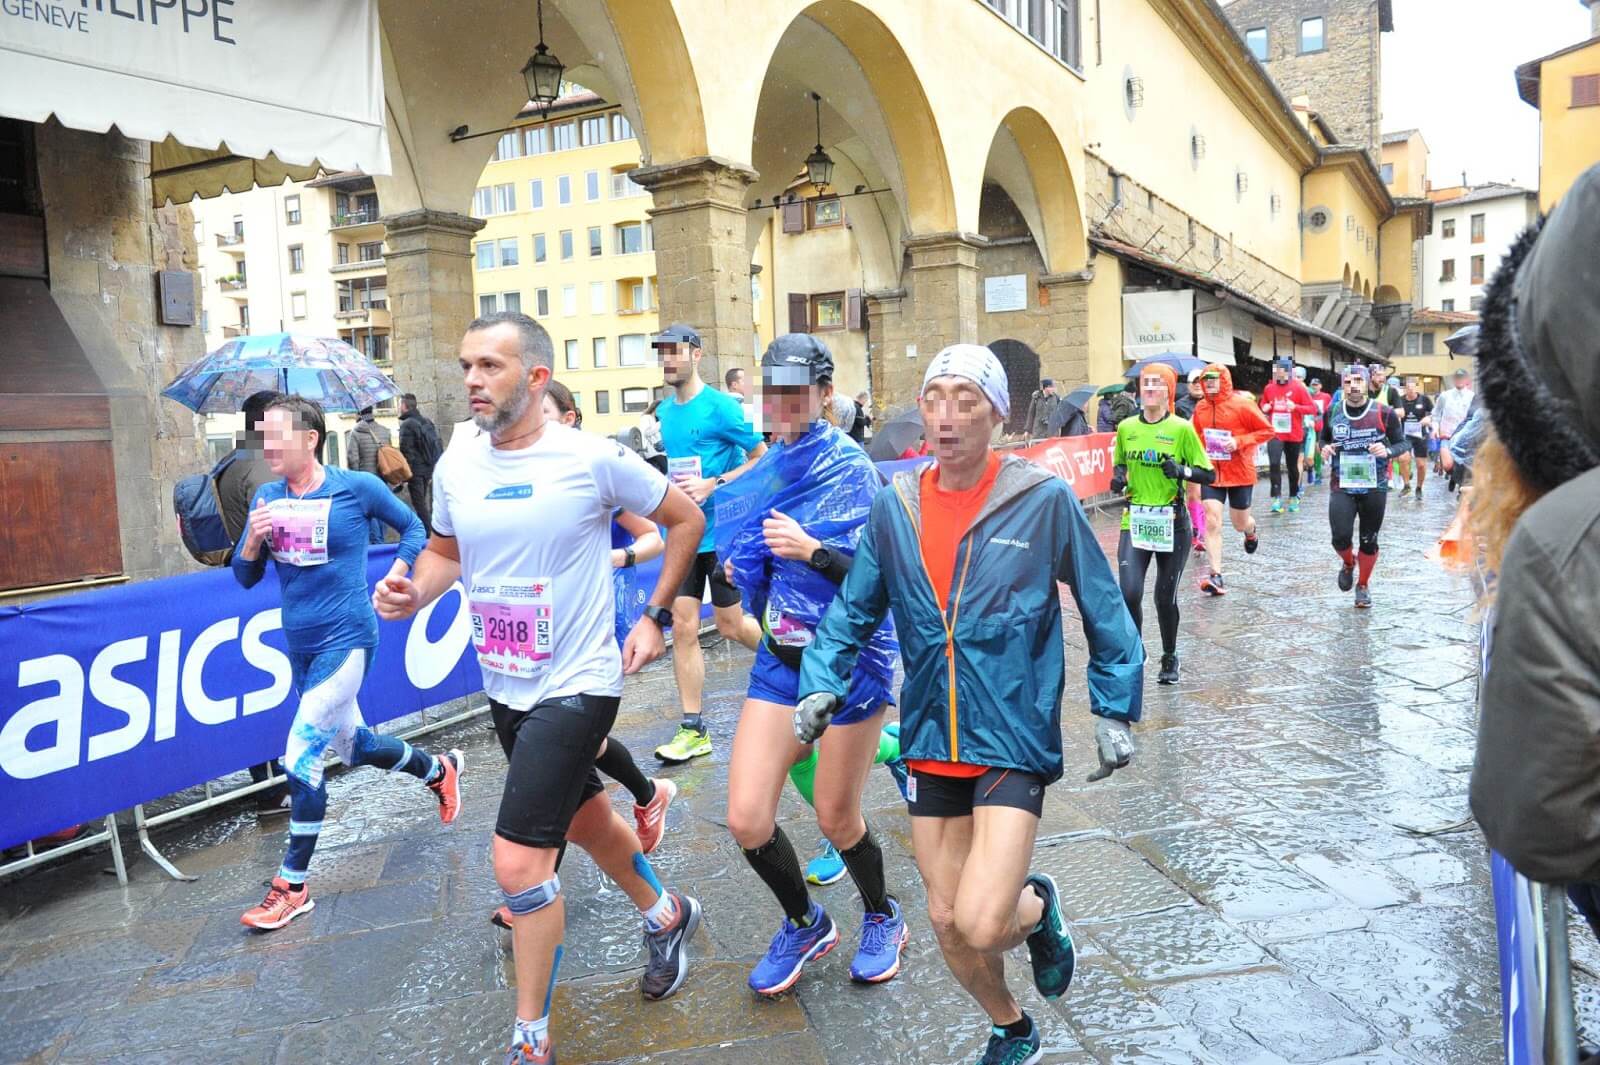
[229,307,1468,1064]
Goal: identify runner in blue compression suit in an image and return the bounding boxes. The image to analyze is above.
[230,396,461,931]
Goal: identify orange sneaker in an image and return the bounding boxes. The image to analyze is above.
[241,877,314,930]
[428,749,464,826]
[633,777,678,855]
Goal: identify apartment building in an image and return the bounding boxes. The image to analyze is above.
[1419,184,1538,314]
[192,173,395,464]
[468,92,664,435]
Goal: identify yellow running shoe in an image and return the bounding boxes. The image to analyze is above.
[654,725,713,764]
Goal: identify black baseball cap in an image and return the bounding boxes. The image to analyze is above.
[651,323,702,348]
[761,333,834,387]
[1041,377,1055,387]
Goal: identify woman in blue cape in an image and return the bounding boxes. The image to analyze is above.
[719,334,907,996]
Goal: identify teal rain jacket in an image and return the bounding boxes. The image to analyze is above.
[798,455,1144,784]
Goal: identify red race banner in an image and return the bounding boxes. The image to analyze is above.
[1012,433,1117,500]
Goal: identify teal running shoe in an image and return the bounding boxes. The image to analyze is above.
[1023,873,1075,1000]
[805,840,847,886]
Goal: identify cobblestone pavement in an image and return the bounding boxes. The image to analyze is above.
[3,482,1579,1064]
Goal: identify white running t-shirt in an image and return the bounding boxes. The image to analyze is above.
[432,423,668,710]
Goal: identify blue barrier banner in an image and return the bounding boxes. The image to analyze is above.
[1492,852,1547,1065]
[0,546,481,849]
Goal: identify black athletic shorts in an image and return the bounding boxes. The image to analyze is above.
[675,549,741,609]
[906,766,1047,819]
[492,694,618,848]
[1408,438,1429,459]
[1201,484,1255,510]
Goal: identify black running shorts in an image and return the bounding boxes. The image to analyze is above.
[492,694,618,848]
[906,766,1047,819]
[674,549,742,609]
[1201,484,1255,510]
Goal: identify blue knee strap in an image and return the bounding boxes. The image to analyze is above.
[504,875,561,916]
[632,852,664,896]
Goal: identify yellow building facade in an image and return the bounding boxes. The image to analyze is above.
[1518,32,1600,213]
[468,93,663,435]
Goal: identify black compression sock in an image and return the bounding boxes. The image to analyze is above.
[683,715,705,734]
[839,826,891,916]
[1000,1013,1033,1040]
[743,826,813,925]
[595,739,654,806]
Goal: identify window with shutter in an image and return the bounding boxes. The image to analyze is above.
[1574,74,1600,108]
[781,201,806,234]
[788,293,810,333]
[846,289,864,331]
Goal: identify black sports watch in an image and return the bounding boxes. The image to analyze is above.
[808,546,835,573]
[622,546,637,568]
[714,475,728,489]
[642,604,672,629]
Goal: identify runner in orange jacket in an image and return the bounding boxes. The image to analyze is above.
[1189,364,1274,595]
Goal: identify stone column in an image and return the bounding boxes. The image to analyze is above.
[630,156,757,387]
[1036,269,1092,386]
[382,209,485,431]
[867,233,982,408]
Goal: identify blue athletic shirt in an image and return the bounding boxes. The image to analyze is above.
[657,384,761,552]
[231,466,426,654]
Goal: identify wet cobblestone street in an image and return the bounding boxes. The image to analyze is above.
[0,484,1572,1064]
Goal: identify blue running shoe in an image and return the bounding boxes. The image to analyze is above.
[749,904,838,995]
[977,1015,1042,1065]
[1023,873,1075,1000]
[805,840,847,886]
[849,898,909,983]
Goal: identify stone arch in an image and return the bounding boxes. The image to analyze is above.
[373,0,707,216]
[980,108,1086,274]
[744,1,957,236]
[1362,279,1372,302]
[987,338,1042,434]
[1351,269,1363,298]
[1374,284,1401,307]
[1342,264,1352,289]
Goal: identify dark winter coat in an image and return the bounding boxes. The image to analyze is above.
[1470,163,1600,884]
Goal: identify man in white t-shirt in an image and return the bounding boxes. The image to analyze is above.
[374,312,706,1065]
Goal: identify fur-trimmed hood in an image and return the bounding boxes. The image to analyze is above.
[1477,163,1600,493]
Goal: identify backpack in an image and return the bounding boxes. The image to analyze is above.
[358,423,412,486]
[417,418,444,468]
[174,453,238,567]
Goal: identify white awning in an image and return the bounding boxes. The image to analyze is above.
[0,0,389,201]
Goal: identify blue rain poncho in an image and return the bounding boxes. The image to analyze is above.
[716,420,897,680]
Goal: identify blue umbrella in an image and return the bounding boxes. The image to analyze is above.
[1124,353,1210,379]
[161,332,400,414]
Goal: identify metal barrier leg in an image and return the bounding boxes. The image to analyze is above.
[105,814,127,886]
[1545,888,1581,1065]
[133,804,197,882]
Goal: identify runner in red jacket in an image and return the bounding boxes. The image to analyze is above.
[1190,364,1274,595]
[1258,357,1319,513]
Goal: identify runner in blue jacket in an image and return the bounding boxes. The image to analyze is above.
[795,344,1144,1065]
[232,394,461,931]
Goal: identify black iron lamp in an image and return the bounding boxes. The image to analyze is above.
[804,92,834,192]
[522,0,565,112]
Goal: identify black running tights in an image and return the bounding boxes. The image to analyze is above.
[1117,515,1192,656]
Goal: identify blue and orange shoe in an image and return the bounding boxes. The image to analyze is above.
[749,903,837,995]
[849,898,909,983]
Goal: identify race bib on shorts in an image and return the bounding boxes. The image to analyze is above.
[667,456,702,484]
[1203,428,1234,461]
[1272,411,1293,434]
[470,577,554,676]
[1341,452,1378,490]
[1129,505,1176,553]
[1404,419,1422,438]
[764,601,814,648]
[267,497,331,567]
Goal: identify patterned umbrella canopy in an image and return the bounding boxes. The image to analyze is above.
[161,332,400,414]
